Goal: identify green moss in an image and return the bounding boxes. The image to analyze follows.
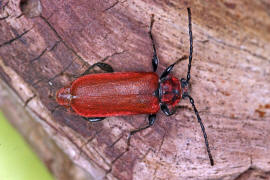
[0,111,54,180]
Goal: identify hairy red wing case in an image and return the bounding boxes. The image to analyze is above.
[70,72,160,117]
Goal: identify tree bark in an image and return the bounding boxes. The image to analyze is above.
[0,0,270,180]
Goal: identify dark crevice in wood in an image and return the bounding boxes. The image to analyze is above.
[103,1,119,12]
[105,148,129,176]
[0,28,32,47]
[39,15,86,64]
[24,94,36,107]
[49,40,61,51]
[207,35,270,63]
[0,15,9,20]
[29,47,47,63]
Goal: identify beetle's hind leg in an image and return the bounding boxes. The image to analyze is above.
[126,114,156,150]
[84,117,106,122]
[72,62,114,78]
[149,15,159,72]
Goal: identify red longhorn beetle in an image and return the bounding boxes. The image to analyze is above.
[56,8,214,166]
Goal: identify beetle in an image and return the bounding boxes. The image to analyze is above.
[56,8,214,166]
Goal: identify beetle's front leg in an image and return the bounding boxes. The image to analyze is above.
[161,103,175,116]
[148,15,159,72]
[126,114,156,150]
[160,55,188,80]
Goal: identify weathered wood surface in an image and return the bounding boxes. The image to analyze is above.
[1,0,270,179]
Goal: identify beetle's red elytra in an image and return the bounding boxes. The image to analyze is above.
[57,72,160,117]
[56,8,214,166]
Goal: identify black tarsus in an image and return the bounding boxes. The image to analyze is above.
[81,62,114,77]
[85,117,106,122]
[183,94,214,166]
[161,103,175,116]
[95,62,114,73]
[186,7,193,84]
[160,64,175,80]
[126,114,156,150]
[160,55,188,80]
[149,14,159,72]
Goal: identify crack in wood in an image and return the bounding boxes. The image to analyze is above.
[49,40,60,51]
[31,77,46,87]
[140,148,152,161]
[16,13,23,19]
[108,134,124,148]
[0,14,9,20]
[50,105,63,115]
[105,148,129,177]
[28,41,69,86]
[100,50,126,62]
[207,35,270,63]
[110,148,128,165]
[76,135,98,161]
[91,145,111,168]
[102,0,127,13]
[30,47,47,63]
[76,50,126,76]
[76,127,105,161]
[24,94,36,107]
[103,1,119,12]
[0,28,31,48]
[232,155,270,180]
[158,130,166,153]
[40,15,86,64]
[47,60,74,83]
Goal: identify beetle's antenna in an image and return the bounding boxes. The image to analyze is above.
[184,93,214,166]
[186,8,193,84]
[180,8,214,166]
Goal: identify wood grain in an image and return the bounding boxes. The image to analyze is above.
[0,0,270,179]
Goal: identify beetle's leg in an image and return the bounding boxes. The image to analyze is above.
[160,55,188,80]
[81,62,114,77]
[160,64,175,80]
[94,62,114,73]
[126,114,156,150]
[149,15,159,72]
[85,117,106,122]
[161,103,175,116]
[73,62,114,78]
